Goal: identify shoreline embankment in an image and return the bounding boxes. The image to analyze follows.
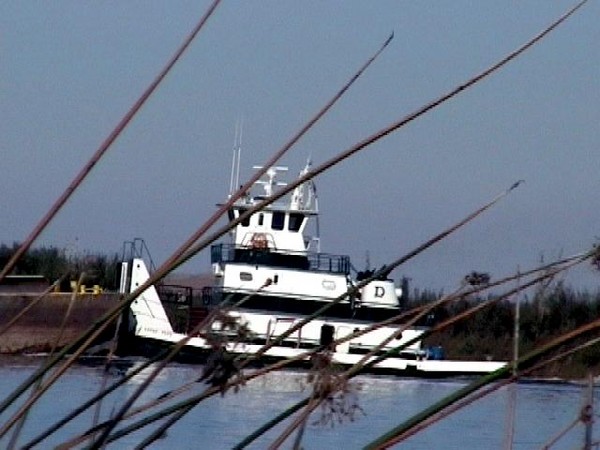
[0,293,121,354]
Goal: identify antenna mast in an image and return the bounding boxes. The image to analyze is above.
[229,117,243,197]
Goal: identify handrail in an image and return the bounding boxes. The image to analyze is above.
[210,244,350,275]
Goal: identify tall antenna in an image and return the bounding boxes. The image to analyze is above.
[228,117,243,197]
[236,117,243,192]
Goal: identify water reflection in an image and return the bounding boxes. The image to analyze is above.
[0,359,596,449]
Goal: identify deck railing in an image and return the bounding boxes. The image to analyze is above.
[210,244,350,275]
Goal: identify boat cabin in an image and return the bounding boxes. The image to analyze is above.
[226,206,313,254]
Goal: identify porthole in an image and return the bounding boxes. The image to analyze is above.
[240,272,253,281]
[322,280,336,290]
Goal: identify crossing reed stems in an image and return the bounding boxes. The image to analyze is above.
[0,273,68,338]
[84,251,587,449]
[1,1,588,447]
[0,0,222,419]
[102,182,522,447]
[0,0,222,285]
[8,0,564,417]
[234,252,592,448]
[6,273,83,448]
[369,329,600,449]
[415,336,600,450]
[32,243,591,449]
[85,34,395,450]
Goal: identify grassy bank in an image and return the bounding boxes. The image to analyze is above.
[413,281,600,379]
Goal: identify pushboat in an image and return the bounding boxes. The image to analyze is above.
[120,158,505,377]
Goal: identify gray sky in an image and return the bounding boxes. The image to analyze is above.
[1,2,599,293]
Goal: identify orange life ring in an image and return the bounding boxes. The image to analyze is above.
[250,232,268,249]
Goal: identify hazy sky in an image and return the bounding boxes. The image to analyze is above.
[1,2,599,293]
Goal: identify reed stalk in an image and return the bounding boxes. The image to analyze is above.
[5,0,565,416]
[6,273,83,449]
[83,34,395,450]
[0,1,222,285]
[99,0,591,445]
[21,344,181,449]
[264,285,466,446]
[1,1,588,447]
[268,397,321,450]
[364,295,600,449]
[375,335,600,448]
[0,273,68,338]
[163,0,589,375]
[96,181,523,447]
[43,247,591,449]
[0,0,222,420]
[29,251,563,449]
[88,289,265,448]
[234,252,592,448]
[3,26,401,445]
[71,252,582,449]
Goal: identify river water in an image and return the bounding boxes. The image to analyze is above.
[0,356,595,449]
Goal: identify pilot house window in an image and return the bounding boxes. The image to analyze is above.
[271,211,285,230]
[239,208,250,227]
[288,213,304,232]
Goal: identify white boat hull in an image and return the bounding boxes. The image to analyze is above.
[131,325,506,377]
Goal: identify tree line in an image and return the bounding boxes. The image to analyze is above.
[407,279,600,378]
[0,242,122,292]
